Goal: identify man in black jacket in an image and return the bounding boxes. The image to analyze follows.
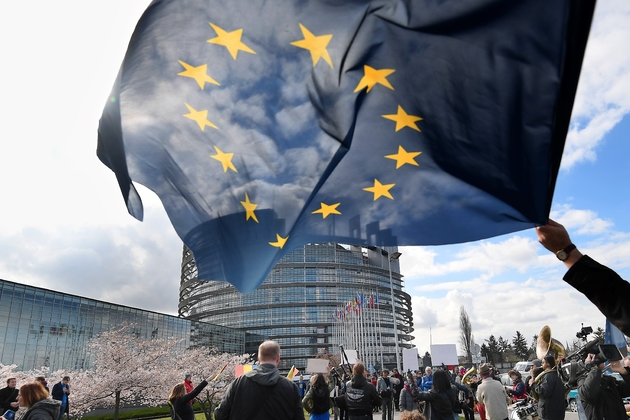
[214,340,303,420]
[0,378,18,415]
[51,376,70,420]
[578,353,630,420]
[532,356,565,420]
[345,362,381,420]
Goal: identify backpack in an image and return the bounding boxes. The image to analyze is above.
[380,377,392,399]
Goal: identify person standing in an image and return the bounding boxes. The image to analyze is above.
[297,375,308,398]
[505,370,526,403]
[414,370,457,420]
[302,373,331,420]
[377,370,394,420]
[0,378,19,415]
[214,340,303,420]
[345,362,381,420]
[183,375,193,394]
[475,364,508,420]
[51,377,70,420]
[391,368,403,411]
[532,355,565,420]
[577,353,630,420]
[169,377,210,420]
[421,368,433,392]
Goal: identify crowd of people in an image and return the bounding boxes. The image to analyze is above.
[0,376,70,420]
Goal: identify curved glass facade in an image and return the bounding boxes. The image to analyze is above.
[0,279,245,371]
[179,243,414,371]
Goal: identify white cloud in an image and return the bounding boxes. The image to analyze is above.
[402,203,630,356]
[551,205,613,235]
[562,0,630,169]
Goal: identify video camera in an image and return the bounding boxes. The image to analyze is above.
[576,325,593,341]
[558,339,623,388]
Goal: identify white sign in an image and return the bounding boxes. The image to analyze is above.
[342,349,358,364]
[429,344,458,366]
[402,348,419,372]
[306,358,330,373]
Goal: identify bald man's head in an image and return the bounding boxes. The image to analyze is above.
[258,340,281,365]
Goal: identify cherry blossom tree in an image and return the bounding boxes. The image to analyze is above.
[77,323,184,420]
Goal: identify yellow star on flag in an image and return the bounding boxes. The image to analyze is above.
[290,24,333,68]
[363,179,395,201]
[382,105,423,132]
[312,202,341,218]
[353,65,395,93]
[207,23,256,60]
[269,233,288,249]
[385,145,422,169]
[240,193,259,223]
[183,103,217,131]
[210,145,237,172]
[177,61,220,90]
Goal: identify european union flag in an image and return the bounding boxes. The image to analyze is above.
[98,0,595,292]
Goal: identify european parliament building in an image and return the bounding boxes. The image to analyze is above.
[0,279,245,371]
[179,243,414,371]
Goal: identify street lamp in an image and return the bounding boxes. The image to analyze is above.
[387,251,402,372]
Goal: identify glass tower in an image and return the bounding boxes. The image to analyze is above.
[179,243,414,371]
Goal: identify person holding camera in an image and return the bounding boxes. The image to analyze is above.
[577,353,630,420]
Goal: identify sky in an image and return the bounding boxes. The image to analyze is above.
[1,0,629,359]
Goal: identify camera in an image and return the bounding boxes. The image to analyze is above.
[559,342,623,388]
[576,325,593,340]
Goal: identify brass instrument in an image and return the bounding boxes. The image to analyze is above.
[531,325,566,400]
[462,366,476,385]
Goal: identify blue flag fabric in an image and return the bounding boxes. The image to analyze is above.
[98,0,595,292]
[605,319,628,352]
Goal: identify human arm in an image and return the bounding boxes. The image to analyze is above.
[453,381,471,400]
[564,255,630,336]
[182,380,208,402]
[301,387,313,413]
[537,219,630,335]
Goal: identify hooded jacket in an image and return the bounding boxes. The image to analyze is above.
[214,363,303,420]
[302,384,330,414]
[344,374,381,416]
[21,399,61,420]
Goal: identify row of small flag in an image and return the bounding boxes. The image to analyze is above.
[332,291,381,321]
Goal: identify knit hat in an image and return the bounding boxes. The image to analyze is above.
[531,359,542,367]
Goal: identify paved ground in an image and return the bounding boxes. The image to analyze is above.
[331,409,580,420]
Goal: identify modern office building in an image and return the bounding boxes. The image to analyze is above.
[0,279,246,371]
[178,243,414,371]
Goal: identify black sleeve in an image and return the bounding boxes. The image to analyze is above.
[577,366,601,403]
[564,255,630,335]
[183,380,208,402]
